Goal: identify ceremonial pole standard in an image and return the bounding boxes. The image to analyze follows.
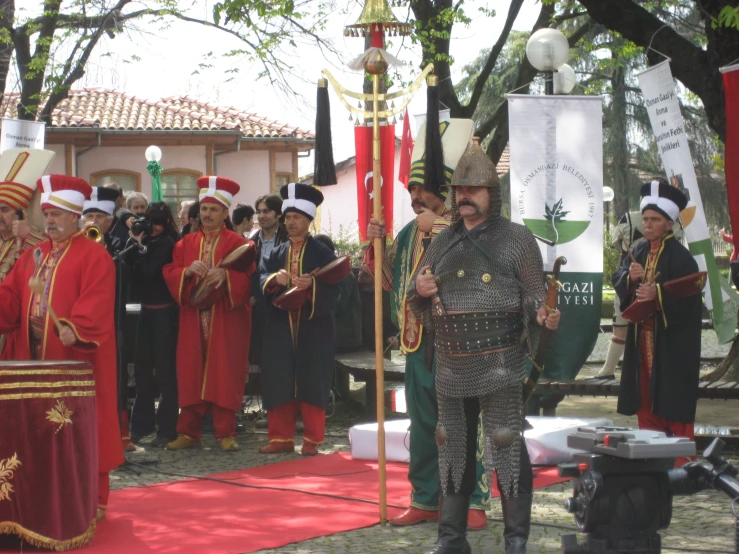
[321,0,431,523]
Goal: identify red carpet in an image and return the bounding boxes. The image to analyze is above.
[0,453,568,553]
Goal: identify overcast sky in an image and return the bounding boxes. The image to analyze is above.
[19,0,544,174]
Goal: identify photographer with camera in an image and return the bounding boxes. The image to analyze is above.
[126,202,180,446]
[83,187,136,451]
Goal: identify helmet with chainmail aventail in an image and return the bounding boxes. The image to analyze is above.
[450,137,500,188]
[449,138,502,224]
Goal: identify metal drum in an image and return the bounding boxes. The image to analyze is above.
[0,360,98,550]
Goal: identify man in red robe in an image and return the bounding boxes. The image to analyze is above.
[163,176,253,452]
[0,148,54,359]
[0,174,123,521]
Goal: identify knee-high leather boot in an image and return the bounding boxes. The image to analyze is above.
[500,493,532,554]
[425,494,471,554]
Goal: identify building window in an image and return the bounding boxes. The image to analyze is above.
[161,169,202,216]
[90,170,141,195]
[274,172,293,194]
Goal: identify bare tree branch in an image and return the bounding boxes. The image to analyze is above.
[479,2,555,164]
[461,0,524,119]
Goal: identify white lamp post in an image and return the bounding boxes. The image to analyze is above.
[526,28,570,95]
[553,63,576,95]
[145,145,163,202]
[603,186,615,236]
[145,145,162,163]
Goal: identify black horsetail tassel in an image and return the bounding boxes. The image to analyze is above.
[314,78,337,186]
[423,75,445,197]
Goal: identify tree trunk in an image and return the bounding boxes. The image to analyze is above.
[0,0,14,109]
[610,61,631,220]
[576,0,727,142]
[482,2,554,164]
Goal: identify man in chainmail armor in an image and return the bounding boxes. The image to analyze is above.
[410,139,560,554]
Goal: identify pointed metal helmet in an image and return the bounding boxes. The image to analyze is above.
[450,138,500,189]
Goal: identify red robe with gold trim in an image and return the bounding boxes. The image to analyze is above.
[0,231,124,473]
[163,227,253,412]
[0,226,46,359]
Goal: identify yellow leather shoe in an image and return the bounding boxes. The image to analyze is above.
[219,437,239,451]
[96,507,106,522]
[165,435,201,450]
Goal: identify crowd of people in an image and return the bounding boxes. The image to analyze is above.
[0,139,705,553]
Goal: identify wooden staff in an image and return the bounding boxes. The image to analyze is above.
[370,70,387,525]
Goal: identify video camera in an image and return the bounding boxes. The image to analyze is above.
[558,426,739,553]
[130,216,152,237]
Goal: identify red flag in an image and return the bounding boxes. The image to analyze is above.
[723,65,739,251]
[398,109,413,188]
[355,124,395,241]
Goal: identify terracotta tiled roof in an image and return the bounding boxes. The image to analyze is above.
[496,146,510,175]
[0,88,313,140]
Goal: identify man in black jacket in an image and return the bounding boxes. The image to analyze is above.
[612,178,703,465]
[83,187,134,451]
[249,194,288,376]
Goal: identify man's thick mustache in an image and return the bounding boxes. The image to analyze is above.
[457,201,483,215]
[411,200,427,208]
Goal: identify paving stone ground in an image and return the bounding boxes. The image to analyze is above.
[113,329,738,553]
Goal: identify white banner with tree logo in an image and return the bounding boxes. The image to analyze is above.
[637,60,738,344]
[509,94,603,381]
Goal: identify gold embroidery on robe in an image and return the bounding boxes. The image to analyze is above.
[46,400,74,434]
[0,453,21,502]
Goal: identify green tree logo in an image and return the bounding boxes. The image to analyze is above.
[544,199,570,222]
[524,197,589,245]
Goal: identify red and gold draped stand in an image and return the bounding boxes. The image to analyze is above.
[0,361,98,550]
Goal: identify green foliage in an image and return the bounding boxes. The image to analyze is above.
[603,230,621,287]
[713,6,739,29]
[409,2,483,70]
[311,223,363,266]
[454,30,529,125]
[5,0,334,121]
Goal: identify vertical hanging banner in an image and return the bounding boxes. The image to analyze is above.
[722,63,739,275]
[637,60,739,344]
[509,94,603,380]
[398,109,413,189]
[354,124,395,241]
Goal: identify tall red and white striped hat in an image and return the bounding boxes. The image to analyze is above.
[38,175,93,215]
[197,176,240,209]
[0,148,56,211]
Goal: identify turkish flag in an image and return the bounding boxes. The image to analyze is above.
[355,124,395,241]
[723,66,739,251]
[398,109,413,188]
